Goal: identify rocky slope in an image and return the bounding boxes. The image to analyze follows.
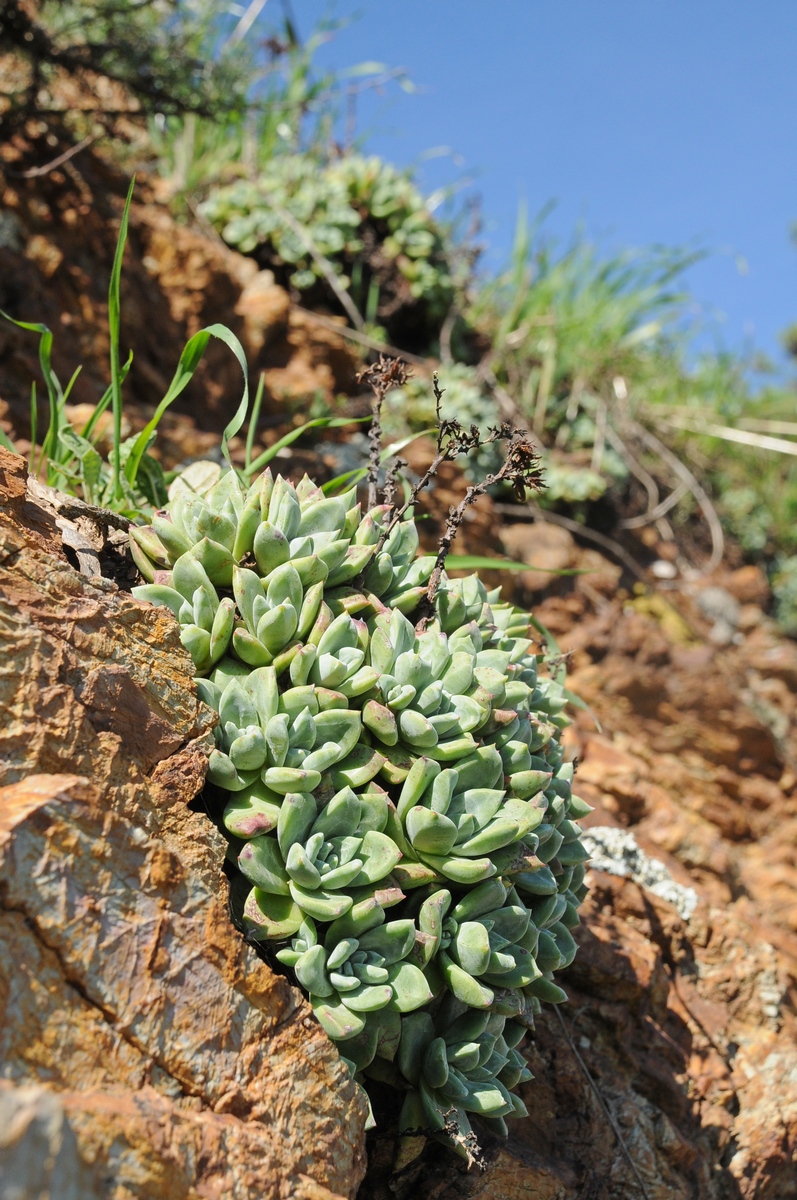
[2,440,796,1198]
[1,166,796,1198]
[0,150,361,462]
[362,874,797,1200]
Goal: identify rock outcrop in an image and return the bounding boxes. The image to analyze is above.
[0,155,360,459]
[0,448,368,1199]
[2,444,797,1198]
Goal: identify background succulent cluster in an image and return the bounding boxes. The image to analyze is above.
[200,152,454,325]
[131,460,590,1157]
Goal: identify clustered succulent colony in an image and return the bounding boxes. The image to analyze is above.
[201,153,454,320]
[130,361,591,1163]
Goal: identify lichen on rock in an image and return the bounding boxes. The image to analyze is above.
[580,826,699,920]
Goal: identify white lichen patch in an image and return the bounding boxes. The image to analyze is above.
[581,826,699,921]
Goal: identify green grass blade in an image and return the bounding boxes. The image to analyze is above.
[49,366,83,464]
[244,416,370,479]
[0,311,61,482]
[48,461,82,484]
[383,429,438,458]
[214,324,251,468]
[124,329,211,484]
[29,382,37,472]
[81,445,103,505]
[0,426,19,455]
[444,555,586,575]
[124,323,251,487]
[245,372,265,471]
[108,177,135,502]
[33,326,58,482]
[320,430,436,495]
[82,352,133,442]
[61,365,82,405]
[322,467,368,495]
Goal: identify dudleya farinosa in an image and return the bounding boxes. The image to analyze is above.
[131,460,591,1159]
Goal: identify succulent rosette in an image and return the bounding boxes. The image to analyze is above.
[131,460,591,1158]
[393,1003,533,1143]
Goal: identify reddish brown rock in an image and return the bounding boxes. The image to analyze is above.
[724,565,771,607]
[0,1081,97,1200]
[360,549,797,1199]
[0,454,368,1198]
[236,269,293,355]
[0,161,359,456]
[500,520,577,593]
[541,582,797,940]
[3,441,797,1198]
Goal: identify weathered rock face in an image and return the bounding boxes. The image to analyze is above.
[0,1081,97,1200]
[0,449,368,1199]
[554,586,797,955]
[3,442,797,1199]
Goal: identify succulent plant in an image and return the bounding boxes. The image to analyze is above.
[200,152,454,321]
[393,1003,532,1144]
[131,458,591,1159]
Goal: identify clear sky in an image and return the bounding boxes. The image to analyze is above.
[299,0,797,369]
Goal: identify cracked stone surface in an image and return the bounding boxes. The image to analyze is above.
[0,1080,96,1200]
[0,448,367,1199]
[3,437,797,1200]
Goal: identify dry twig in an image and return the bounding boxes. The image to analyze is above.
[260,191,366,330]
[629,420,724,575]
[415,423,543,630]
[293,308,429,366]
[493,501,647,582]
[476,360,537,435]
[382,456,406,509]
[355,368,543,626]
[365,372,473,561]
[358,355,410,510]
[8,133,98,179]
[439,303,457,366]
[591,399,608,474]
[618,480,688,529]
[663,415,797,458]
[553,1007,652,1200]
[605,426,660,515]
[533,331,557,435]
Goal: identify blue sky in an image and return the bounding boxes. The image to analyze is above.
[298,0,797,368]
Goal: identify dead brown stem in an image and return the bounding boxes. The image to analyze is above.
[382,456,406,511]
[366,374,480,555]
[357,355,410,510]
[415,427,544,630]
